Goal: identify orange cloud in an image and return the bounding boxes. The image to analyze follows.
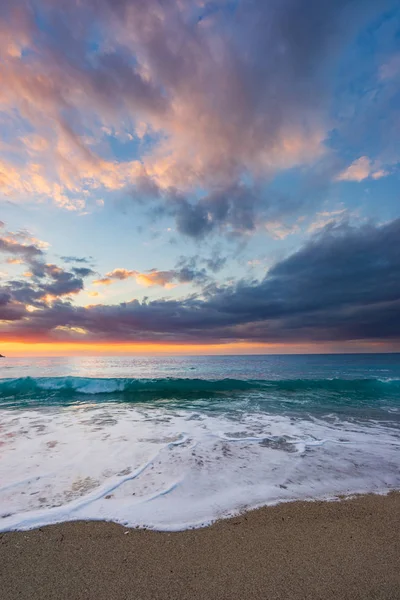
[6,257,24,264]
[135,271,176,288]
[94,267,188,288]
[93,277,113,286]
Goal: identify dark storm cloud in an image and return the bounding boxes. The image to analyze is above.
[200,218,400,342]
[3,219,400,344]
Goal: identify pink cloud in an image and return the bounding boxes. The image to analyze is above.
[336,157,388,182]
[0,0,340,211]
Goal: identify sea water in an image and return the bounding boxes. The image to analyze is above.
[0,354,399,531]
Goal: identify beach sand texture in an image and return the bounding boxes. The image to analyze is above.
[1,492,399,600]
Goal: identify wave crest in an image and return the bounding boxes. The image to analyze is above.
[0,375,399,406]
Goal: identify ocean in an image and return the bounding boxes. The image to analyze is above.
[0,354,399,531]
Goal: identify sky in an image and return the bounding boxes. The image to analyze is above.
[0,0,400,356]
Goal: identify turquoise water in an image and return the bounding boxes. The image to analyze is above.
[0,354,399,531]
[1,354,400,417]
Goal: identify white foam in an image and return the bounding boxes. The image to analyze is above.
[0,404,399,531]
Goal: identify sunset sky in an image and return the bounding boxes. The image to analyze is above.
[1,0,400,356]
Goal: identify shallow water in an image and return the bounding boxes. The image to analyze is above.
[0,354,399,531]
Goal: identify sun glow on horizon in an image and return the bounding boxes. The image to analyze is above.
[0,340,397,357]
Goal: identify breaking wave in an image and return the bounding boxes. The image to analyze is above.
[0,376,399,414]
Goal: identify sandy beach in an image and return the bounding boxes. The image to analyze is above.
[1,492,399,600]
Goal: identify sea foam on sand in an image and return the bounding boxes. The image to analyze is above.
[0,403,399,531]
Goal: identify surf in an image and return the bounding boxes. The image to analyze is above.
[1,375,400,399]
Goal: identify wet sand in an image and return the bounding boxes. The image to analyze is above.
[1,493,399,600]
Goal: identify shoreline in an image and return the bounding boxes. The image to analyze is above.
[1,486,399,534]
[1,492,399,599]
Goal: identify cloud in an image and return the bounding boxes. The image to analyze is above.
[168,184,265,238]
[336,156,388,182]
[159,182,300,239]
[61,256,92,264]
[177,253,227,275]
[379,53,400,81]
[203,254,226,274]
[135,271,177,288]
[264,221,300,240]
[0,225,95,310]
[4,263,86,306]
[93,277,113,286]
[94,263,208,288]
[0,0,387,225]
[307,209,348,233]
[0,290,27,322]
[0,230,45,263]
[105,269,136,281]
[2,218,400,344]
[72,267,96,278]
